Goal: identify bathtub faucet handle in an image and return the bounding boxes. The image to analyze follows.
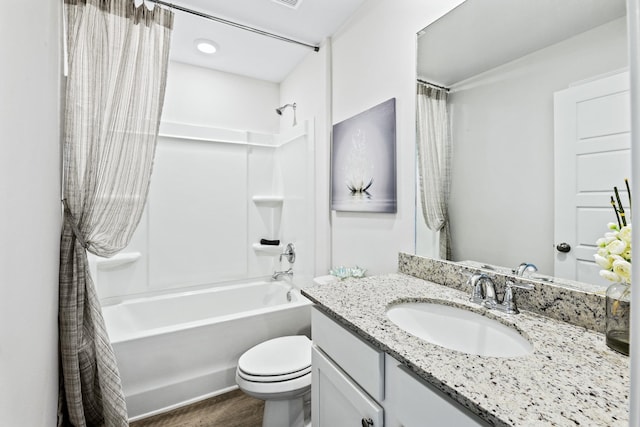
[279,243,296,264]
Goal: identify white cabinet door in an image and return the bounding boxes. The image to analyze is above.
[384,355,489,427]
[312,347,384,427]
[554,71,631,285]
[312,308,384,401]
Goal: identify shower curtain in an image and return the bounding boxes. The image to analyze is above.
[59,1,172,425]
[416,82,452,260]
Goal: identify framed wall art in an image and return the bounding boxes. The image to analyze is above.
[331,98,397,213]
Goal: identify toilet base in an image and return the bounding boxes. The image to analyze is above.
[262,395,307,427]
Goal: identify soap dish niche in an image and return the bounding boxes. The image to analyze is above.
[252,195,283,207]
[252,243,283,254]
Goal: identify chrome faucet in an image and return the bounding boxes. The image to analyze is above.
[273,243,296,280]
[467,273,498,309]
[272,267,293,280]
[466,272,534,314]
[467,273,486,304]
[514,262,537,277]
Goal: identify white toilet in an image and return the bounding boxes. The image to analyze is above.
[236,335,312,427]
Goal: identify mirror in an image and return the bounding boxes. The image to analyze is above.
[415,0,628,286]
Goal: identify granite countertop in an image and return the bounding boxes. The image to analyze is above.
[302,273,630,427]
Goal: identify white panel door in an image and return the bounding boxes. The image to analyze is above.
[554,71,630,285]
[312,347,384,427]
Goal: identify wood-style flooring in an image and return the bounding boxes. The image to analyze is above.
[129,389,264,427]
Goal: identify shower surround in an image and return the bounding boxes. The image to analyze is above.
[94,120,315,419]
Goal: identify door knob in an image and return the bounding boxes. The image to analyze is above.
[361,418,374,427]
[556,242,571,253]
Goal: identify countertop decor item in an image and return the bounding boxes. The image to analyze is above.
[329,266,367,280]
[594,179,631,355]
[605,281,631,355]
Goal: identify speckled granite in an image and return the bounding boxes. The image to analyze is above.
[398,252,607,333]
[302,274,629,427]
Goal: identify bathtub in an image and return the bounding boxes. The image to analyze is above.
[101,280,312,421]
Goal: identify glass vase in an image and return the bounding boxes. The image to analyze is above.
[605,282,630,356]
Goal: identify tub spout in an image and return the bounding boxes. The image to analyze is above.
[272,268,293,280]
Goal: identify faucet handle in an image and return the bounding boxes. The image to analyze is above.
[501,279,535,314]
[507,280,535,290]
[279,243,296,264]
[467,273,486,304]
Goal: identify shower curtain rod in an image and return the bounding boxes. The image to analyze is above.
[146,0,320,52]
[417,79,450,91]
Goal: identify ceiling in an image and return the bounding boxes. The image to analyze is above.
[417,0,626,87]
[155,0,367,83]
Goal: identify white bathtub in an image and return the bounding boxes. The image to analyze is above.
[102,280,312,421]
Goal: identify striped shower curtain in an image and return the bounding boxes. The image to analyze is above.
[59,1,172,425]
[416,82,452,260]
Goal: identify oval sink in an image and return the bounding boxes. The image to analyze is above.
[386,302,533,358]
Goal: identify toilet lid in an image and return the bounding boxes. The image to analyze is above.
[238,335,311,377]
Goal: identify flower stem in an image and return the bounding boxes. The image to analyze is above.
[625,178,632,219]
[611,196,622,228]
[614,186,627,226]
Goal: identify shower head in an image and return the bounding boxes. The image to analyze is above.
[275,102,297,126]
[276,103,296,115]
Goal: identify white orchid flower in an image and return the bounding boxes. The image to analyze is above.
[600,270,621,282]
[606,239,627,255]
[596,237,608,247]
[604,232,619,243]
[613,258,632,283]
[618,225,632,243]
[594,189,632,285]
[594,254,613,269]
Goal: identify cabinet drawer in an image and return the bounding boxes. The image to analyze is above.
[312,347,383,427]
[384,354,489,427]
[312,307,384,401]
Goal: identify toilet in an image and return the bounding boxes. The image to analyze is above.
[236,335,312,427]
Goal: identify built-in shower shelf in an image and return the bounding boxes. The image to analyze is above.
[94,252,141,269]
[252,243,284,254]
[252,195,284,207]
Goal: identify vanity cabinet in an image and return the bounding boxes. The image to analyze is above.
[311,307,489,427]
[384,355,489,427]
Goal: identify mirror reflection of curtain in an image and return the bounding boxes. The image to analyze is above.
[416,82,451,259]
[59,0,173,425]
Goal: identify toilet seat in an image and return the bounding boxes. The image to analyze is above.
[237,335,311,381]
[238,365,311,383]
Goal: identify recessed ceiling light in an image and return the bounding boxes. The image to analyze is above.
[194,39,218,54]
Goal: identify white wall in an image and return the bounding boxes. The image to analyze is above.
[327,0,464,274]
[0,2,61,426]
[162,61,280,133]
[447,18,627,276]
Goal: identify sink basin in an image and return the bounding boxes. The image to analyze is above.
[386,302,533,357]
